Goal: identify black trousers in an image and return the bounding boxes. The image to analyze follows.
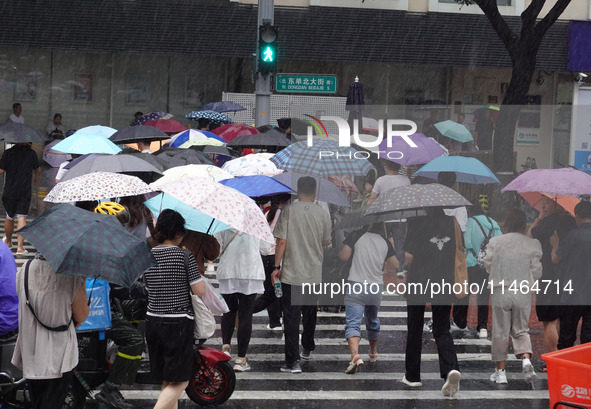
[558,305,591,350]
[221,293,257,357]
[106,311,145,385]
[28,370,74,409]
[452,265,491,332]
[282,283,317,366]
[405,304,459,382]
[253,255,282,328]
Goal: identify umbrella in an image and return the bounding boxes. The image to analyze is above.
[185,110,233,125]
[362,117,380,132]
[52,133,122,155]
[222,153,282,177]
[501,168,591,196]
[65,153,109,169]
[109,125,169,144]
[154,176,274,243]
[227,128,291,151]
[326,175,360,195]
[335,206,426,230]
[144,119,187,136]
[272,172,350,207]
[270,139,373,177]
[219,175,292,198]
[434,120,473,143]
[121,151,171,171]
[415,156,499,184]
[0,122,44,144]
[150,164,233,189]
[365,183,471,217]
[200,101,246,113]
[169,129,226,148]
[179,139,225,149]
[520,192,580,217]
[345,77,364,129]
[154,147,215,167]
[378,133,447,166]
[60,154,163,182]
[131,111,174,126]
[212,123,259,142]
[45,172,153,203]
[203,145,233,157]
[17,204,155,288]
[43,139,72,168]
[72,125,117,139]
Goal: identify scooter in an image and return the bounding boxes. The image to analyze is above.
[0,331,236,408]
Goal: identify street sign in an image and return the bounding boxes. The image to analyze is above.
[275,74,338,94]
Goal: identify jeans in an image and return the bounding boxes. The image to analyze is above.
[253,255,282,328]
[221,293,257,357]
[405,304,459,382]
[558,305,591,350]
[452,265,491,331]
[344,282,383,340]
[282,283,317,366]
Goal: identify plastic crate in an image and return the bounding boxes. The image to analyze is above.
[542,343,591,409]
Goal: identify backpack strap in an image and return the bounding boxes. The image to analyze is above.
[24,260,72,332]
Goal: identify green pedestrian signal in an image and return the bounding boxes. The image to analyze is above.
[258,24,278,76]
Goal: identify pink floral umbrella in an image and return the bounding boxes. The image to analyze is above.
[501,168,591,196]
[156,176,274,243]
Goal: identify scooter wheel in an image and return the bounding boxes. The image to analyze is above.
[186,360,236,406]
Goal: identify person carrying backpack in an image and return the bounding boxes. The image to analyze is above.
[452,200,501,339]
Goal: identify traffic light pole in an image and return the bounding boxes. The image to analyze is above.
[255,0,274,127]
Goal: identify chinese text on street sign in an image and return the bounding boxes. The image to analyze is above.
[275,74,337,94]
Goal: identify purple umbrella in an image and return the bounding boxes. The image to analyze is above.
[43,140,72,168]
[378,133,448,166]
[501,168,591,196]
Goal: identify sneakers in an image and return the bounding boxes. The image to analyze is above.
[280,361,302,373]
[401,375,422,388]
[478,328,488,339]
[15,249,28,255]
[206,263,215,273]
[300,348,312,360]
[450,320,466,332]
[96,384,134,409]
[369,351,378,363]
[522,358,537,382]
[490,369,508,384]
[233,358,251,372]
[441,370,461,397]
[267,324,282,331]
[423,320,433,333]
[222,344,231,358]
[396,269,407,278]
[345,355,364,374]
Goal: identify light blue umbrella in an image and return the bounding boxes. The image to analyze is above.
[434,120,473,143]
[73,125,117,139]
[219,175,292,198]
[52,133,122,155]
[415,156,499,184]
[144,193,231,234]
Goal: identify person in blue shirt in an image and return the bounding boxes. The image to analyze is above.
[0,240,18,337]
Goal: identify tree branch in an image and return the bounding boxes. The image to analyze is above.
[522,0,545,29]
[473,0,518,56]
[535,0,572,37]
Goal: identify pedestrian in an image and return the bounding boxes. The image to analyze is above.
[11,253,89,409]
[131,111,143,125]
[339,222,398,374]
[438,172,468,232]
[214,228,268,372]
[402,207,461,397]
[529,196,576,369]
[180,230,220,283]
[143,209,206,409]
[253,193,292,331]
[549,200,591,349]
[272,176,332,373]
[9,103,24,124]
[453,200,502,338]
[46,113,65,140]
[483,208,542,384]
[0,142,41,255]
[474,109,494,151]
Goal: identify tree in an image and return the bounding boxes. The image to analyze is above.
[456,0,572,172]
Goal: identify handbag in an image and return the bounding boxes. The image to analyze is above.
[183,250,216,339]
[453,218,469,299]
[202,277,229,316]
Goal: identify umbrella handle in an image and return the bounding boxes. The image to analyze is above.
[87,276,98,306]
[193,219,216,262]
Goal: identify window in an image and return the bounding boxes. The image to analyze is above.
[438,0,511,5]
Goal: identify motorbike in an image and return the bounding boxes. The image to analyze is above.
[0,331,236,408]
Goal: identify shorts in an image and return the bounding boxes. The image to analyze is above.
[536,303,561,322]
[146,316,194,383]
[2,196,30,219]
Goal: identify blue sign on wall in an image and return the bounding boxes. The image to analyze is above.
[574,150,591,174]
[568,21,591,72]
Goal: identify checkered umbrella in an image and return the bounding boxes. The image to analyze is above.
[270,139,373,177]
[17,204,155,288]
[185,110,233,125]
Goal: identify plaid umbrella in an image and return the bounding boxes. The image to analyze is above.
[17,204,155,288]
[200,101,246,113]
[45,171,153,203]
[212,123,259,142]
[185,110,233,125]
[270,139,373,177]
[131,111,174,126]
[0,122,44,144]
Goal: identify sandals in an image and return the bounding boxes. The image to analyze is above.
[369,352,378,363]
[222,344,231,358]
[539,364,547,373]
[345,355,364,374]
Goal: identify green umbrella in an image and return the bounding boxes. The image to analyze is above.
[434,120,474,143]
[17,204,155,288]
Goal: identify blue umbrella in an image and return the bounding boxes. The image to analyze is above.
[434,120,473,143]
[415,156,499,184]
[72,125,117,139]
[169,129,226,148]
[200,101,246,113]
[144,193,230,234]
[272,172,350,207]
[185,110,233,124]
[52,133,122,155]
[219,175,292,198]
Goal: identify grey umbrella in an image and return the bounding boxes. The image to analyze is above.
[272,172,350,207]
[0,122,44,144]
[60,154,163,182]
[109,125,169,144]
[153,147,215,167]
[122,151,171,171]
[334,206,426,230]
[227,128,291,152]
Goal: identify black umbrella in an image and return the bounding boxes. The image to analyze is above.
[0,122,44,144]
[277,117,316,141]
[122,151,172,171]
[109,125,169,144]
[346,77,364,130]
[60,154,163,182]
[227,128,291,152]
[153,147,215,167]
[335,206,426,230]
[203,145,233,157]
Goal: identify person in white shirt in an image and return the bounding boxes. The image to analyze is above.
[438,172,468,232]
[137,140,153,154]
[9,103,24,124]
